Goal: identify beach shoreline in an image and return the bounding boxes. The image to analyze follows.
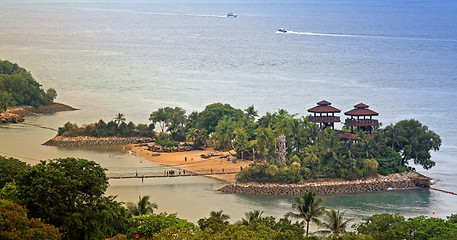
[127,144,252,183]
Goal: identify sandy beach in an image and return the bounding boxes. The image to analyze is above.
[127,144,252,183]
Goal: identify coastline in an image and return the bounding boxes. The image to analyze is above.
[219,172,426,196]
[128,144,252,183]
[1,102,77,124]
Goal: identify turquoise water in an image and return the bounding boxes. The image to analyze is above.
[1,0,456,223]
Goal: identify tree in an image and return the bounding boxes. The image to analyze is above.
[127,212,198,239]
[239,210,264,225]
[198,210,230,232]
[382,119,441,169]
[126,195,158,216]
[286,191,326,236]
[316,209,352,237]
[0,199,61,240]
[114,113,126,127]
[355,213,407,240]
[0,156,29,188]
[16,158,129,240]
[197,102,243,133]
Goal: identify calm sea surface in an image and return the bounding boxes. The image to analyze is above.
[1,0,456,224]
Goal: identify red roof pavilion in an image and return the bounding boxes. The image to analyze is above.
[308,100,341,129]
[343,103,379,137]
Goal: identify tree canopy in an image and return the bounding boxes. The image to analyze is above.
[0,59,57,111]
[15,157,129,240]
[0,199,61,240]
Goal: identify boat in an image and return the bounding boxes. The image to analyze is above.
[278,28,287,33]
[226,13,238,17]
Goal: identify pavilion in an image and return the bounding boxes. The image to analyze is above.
[307,100,341,129]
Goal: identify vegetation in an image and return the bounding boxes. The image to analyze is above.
[0,199,61,240]
[126,195,158,216]
[57,114,156,138]
[0,159,455,240]
[55,102,441,183]
[287,191,326,236]
[0,59,57,111]
[15,158,130,240]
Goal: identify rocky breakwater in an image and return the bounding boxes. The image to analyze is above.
[0,112,24,123]
[219,172,423,195]
[43,136,153,147]
[1,103,77,124]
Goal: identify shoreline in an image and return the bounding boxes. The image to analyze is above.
[1,102,77,124]
[219,172,427,196]
[128,144,252,183]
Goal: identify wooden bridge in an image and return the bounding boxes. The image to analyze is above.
[108,171,238,180]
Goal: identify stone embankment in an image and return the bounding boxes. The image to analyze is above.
[1,103,77,124]
[43,136,153,147]
[219,172,423,195]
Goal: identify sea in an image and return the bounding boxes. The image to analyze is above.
[0,0,456,225]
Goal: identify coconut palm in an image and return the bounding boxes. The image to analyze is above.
[114,113,126,127]
[126,195,158,216]
[239,210,264,225]
[316,209,352,237]
[286,191,326,236]
[210,210,230,222]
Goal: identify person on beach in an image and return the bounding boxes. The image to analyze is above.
[185,157,187,161]
[136,171,138,177]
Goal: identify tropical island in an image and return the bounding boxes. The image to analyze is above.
[0,59,76,123]
[45,101,441,194]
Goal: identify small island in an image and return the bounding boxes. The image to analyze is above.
[0,59,76,123]
[44,101,441,194]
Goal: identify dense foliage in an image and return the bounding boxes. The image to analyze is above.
[0,59,57,111]
[15,158,130,240]
[56,103,441,182]
[0,156,29,188]
[0,157,455,240]
[57,117,155,138]
[0,199,61,240]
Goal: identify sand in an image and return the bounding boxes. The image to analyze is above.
[127,144,252,183]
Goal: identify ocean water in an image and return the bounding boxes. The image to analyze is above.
[1,0,456,223]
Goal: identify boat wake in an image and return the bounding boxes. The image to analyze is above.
[83,8,229,18]
[277,30,457,42]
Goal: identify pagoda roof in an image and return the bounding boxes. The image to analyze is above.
[345,103,378,116]
[308,100,341,113]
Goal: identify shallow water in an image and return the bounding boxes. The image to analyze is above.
[1,0,456,224]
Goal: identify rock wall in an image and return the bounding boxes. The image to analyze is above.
[43,136,153,147]
[219,172,422,195]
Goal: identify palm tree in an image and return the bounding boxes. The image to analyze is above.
[210,210,230,222]
[126,195,158,216]
[114,113,126,127]
[239,210,264,225]
[286,191,326,236]
[316,209,352,237]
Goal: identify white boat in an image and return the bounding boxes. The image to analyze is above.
[278,28,287,33]
[226,13,238,17]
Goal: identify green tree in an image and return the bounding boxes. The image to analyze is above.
[197,102,243,133]
[355,213,407,240]
[127,212,198,239]
[16,158,129,240]
[239,210,265,225]
[286,191,326,236]
[316,209,352,237]
[197,210,230,232]
[0,199,61,240]
[383,119,441,169]
[0,156,29,188]
[114,113,126,127]
[126,195,158,216]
